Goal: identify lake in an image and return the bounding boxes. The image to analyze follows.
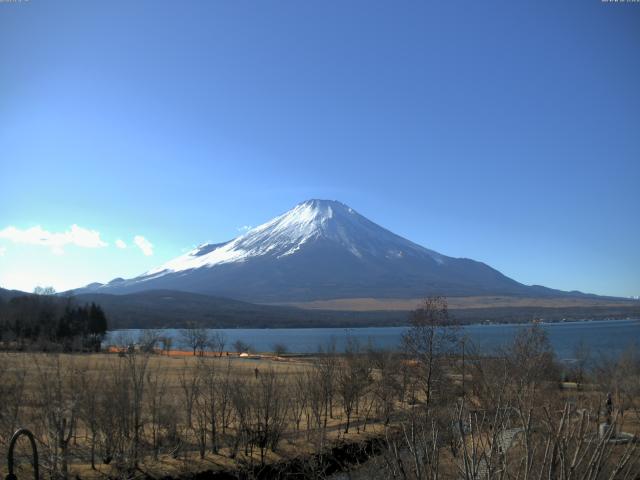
[106,318,640,360]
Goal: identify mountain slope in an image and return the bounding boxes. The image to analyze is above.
[0,287,30,302]
[73,199,573,302]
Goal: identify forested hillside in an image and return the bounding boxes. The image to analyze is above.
[0,289,108,350]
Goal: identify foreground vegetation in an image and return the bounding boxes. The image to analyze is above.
[0,298,639,479]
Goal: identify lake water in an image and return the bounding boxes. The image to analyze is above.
[106,318,639,360]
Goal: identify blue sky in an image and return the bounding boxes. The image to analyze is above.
[1,0,639,296]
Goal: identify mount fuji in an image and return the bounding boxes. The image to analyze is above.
[74,200,571,302]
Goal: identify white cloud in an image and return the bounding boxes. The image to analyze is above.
[115,239,127,249]
[0,246,6,256]
[0,224,108,255]
[134,235,154,256]
[238,225,252,232]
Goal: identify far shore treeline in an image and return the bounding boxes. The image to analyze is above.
[0,288,108,351]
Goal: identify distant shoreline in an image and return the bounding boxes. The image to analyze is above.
[106,316,640,331]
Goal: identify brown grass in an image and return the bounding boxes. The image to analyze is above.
[0,351,386,479]
[272,295,636,311]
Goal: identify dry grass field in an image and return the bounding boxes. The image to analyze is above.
[0,350,396,480]
[276,295,639,311]
[1,318,639,479]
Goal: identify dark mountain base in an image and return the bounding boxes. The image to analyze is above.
[3,288,637,329]
[76,290,640,329]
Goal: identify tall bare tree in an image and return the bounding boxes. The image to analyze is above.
[403,296,458,410]
[337,338,372,433]
[34,355,78,479]
[124,350,150,468]
[78,364,102,470]
[145,369,168,460]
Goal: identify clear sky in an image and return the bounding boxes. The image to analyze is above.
[1,0,639,297]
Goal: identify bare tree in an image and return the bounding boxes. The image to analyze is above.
[209,331,227,357]
[504,324,559,411]
[289,372,309,435]
[403,296,458,410]
[233,339,251,354]
[191,364,208,459]
[0,353,27,446]
[95,357,127,468]
[619,342,640,422]
[572,338,591,391]
[78,364,102,470]
[315,340,338,421]
[368,347,401,425]
[160,335,173,355]
[272,342,288,357]
[181,326,210,356]
[215,358,234,439]
[34,355,78,479]
[196,357,225,454]
[33,286,57,296]
[179,361,200,432]
[305,366,329,453]
[139,329,161,353]
[145,369,168,460]
[337,338,372,433]
[252,368,289,464]
[229,376,251,458]
[453,399,640,480]
[593,342,640,426]
[124,349,150,468]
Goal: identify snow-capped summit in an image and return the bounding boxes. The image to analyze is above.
[76,199,535,302]
[145,199,444,277]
